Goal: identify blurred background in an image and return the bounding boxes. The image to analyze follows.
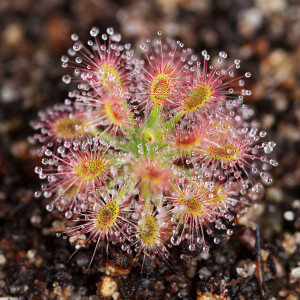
[0,0,300,299]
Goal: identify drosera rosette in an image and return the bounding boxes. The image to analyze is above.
[62,27,135,96]
[59,184,135,267]
[132,31,194,116]
[30,27,279,272]
[34,138,119,213]
[29,104,93,151]
[175,50,252,120]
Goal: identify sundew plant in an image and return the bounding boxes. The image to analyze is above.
[30,27,278,269]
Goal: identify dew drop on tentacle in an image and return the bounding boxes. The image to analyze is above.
[170,235,181,246]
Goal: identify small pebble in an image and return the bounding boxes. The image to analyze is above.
[198,267,212,280]
[236,260,256,278]
[0,255,6,266]
[291,267,300,280]
[97,276,118,297]
[284,211,295,221]
[292,199,300,209]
